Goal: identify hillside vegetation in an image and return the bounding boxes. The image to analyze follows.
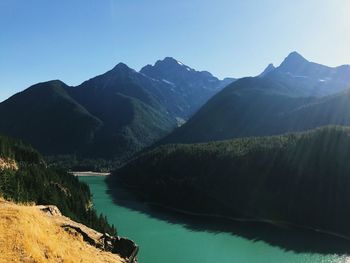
[110,126,350,237]
[0,81,102,155]
[0,134,116,235]
[161,77,350,145]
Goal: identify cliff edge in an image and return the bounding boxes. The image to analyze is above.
[0,199,138,263]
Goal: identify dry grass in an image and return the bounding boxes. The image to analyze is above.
[0,199,124,263]
[0,158,18,171]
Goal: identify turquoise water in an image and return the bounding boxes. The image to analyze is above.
[80,176,350,263]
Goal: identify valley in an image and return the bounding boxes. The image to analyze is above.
[2,52,350,263]
[3,2,350,262]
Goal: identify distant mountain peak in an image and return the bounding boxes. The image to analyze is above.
[279,51,308,69]
[259,63,276,77]
[162,57,182,64]
[25,80,68,93]
[145,57,194,72]
[111,62,132,72]
[36,79,66,86]
[106,63,138,78]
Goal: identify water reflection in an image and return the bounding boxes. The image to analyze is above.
[106,181,350,256]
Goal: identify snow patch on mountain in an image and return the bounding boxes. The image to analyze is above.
[162,79,176,86]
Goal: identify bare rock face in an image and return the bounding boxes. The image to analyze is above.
[38,205,62,216]
[100,233,139,263]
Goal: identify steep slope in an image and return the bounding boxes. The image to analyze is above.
[0,59,232,160]
[0,200,125,263]
[259,63,276,77]
[161,53,350,145]
[0,80,102,155]
[0,135,138,263]
[279,89,350,130]
[0,58,232,160]
[0,65,178,160]
[0,134,116,235]
[141,57,235,119]
[110,126,350,238]
[68,63,176,158]
[159,77,312,143]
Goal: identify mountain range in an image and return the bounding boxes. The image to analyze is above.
[1,52,350,161]
[0,58,234,159]
[140,57,235,119]
[160,52,350,145]
[265,52,350,97]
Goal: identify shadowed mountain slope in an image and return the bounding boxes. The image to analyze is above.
[160,53,350,145]
[0,59,233,160]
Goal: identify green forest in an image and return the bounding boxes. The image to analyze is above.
[0,134,116,235]
[110,126,350,237]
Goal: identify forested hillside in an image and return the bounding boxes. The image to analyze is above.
[159,52,350,146]
[0,134,116,235]
[0,59,232,163]
[0,80,102,155]
[110,126,350,237]
[161,78,350,145]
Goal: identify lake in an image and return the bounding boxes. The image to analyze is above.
[79,176,350,263]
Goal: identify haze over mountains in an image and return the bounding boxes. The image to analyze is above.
[0,58,234,159]
[161,52,350,144]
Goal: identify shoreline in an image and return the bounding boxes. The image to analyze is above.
[144,201,350,242]
[71,171,111,177]
[114,183,350,242]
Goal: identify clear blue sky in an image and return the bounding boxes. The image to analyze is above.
[1,0,349,102]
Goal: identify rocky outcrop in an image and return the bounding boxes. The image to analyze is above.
[0,199,126,263]
[101,233,139,263]
[37,205,62,216]
[38,205,139,263]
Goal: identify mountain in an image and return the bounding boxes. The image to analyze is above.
[259,63,276,77]
[0,80,102,155]
[0,59,233,160]
[109,126,350,238]
[0,58,233,159]
[67,63,177,158]
[160,53,350,145]
[140,57,236,119]
[265,52,350,97]
[0,71,174,159]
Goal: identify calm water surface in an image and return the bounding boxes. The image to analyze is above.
[79,176,350,263]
